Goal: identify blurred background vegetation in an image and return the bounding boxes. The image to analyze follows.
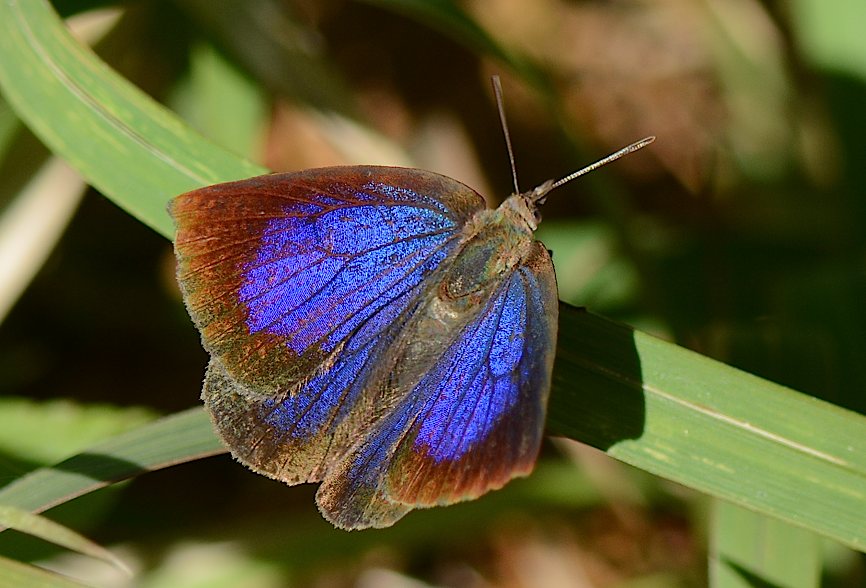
[0,0,865,586]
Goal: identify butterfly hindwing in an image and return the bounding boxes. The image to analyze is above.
[172,167,486,483]
[316,243,558,528]
[388,247,558,504]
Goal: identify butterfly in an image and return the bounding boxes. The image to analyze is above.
[171,83,653,529]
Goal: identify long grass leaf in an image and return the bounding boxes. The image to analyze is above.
[0,408,223,518]
[0,0,262,238]
[0,506,130,576]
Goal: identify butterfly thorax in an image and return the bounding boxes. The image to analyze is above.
[375,194,539,398]
[439,194,537,301]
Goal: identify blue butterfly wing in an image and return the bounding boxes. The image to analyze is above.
[316,243,558,528]
[172,167,483,392]
[171,167,485,482]
[202,285,421,483]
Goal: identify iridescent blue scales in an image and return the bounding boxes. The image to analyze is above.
[171,166,558,529]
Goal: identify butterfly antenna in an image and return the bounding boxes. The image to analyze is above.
[529,136,655,205]
[492,75,521,195]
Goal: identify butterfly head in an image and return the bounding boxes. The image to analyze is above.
[499,179,553,232]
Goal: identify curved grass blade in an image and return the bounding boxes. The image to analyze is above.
[0,408,223,518]
[0,506,130,576]
[0,0,864,554]
[0,397,155,482]
[0,0,263,238]
[550,308,866,552]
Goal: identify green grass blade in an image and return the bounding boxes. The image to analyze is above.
[0,506,130,576]
[0,0,263,238]
[0,309,863,552]
[0,96,19,154]
[0,397,155,480]
[0,0,864,556]
[0,555,91,588]
[0,408,223,517]
[550,308,866,552]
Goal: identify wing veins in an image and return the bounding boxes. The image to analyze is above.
[225,235,457,358]
[204,238,437,348]
[394,284,508,496]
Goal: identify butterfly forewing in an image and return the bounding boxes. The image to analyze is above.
[172,167,486,483]
[172,166,484,391]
